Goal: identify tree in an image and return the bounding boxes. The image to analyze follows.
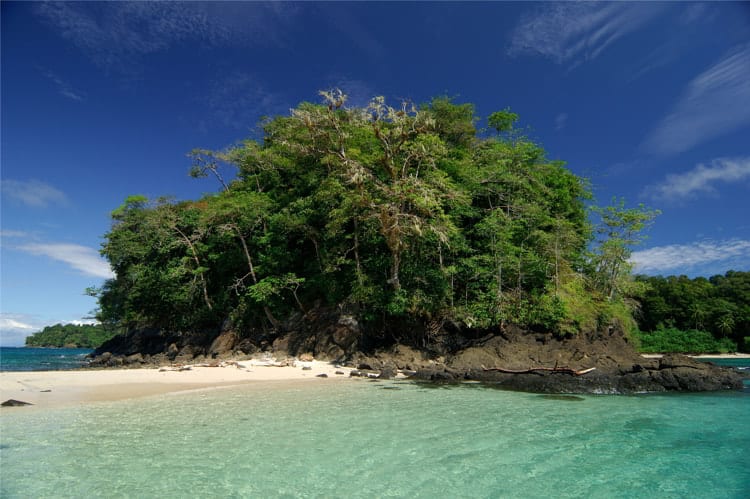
[96,90,655,349]
[717,313,734,338]
[591,199,660,301]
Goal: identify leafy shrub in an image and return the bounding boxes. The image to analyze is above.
[634,327,737,354]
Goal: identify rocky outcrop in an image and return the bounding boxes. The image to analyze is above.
[405,328,745,393]
[86,313,745,393]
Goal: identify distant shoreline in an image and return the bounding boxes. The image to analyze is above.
[640,353,750,359]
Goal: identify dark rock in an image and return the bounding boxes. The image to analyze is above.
[1,399,33,407]
[414,368,457,381]
[235,338,258,355]
[125,353,144,365]
[316,373,328,378]
[83,306,744,394]
[335,370,345,375]
[302,366,312,371]
[209,332,237,358]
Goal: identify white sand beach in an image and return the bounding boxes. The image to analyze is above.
[0,359,364,411]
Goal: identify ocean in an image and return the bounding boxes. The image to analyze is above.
[1,359,749,498]
[0,347,93,371]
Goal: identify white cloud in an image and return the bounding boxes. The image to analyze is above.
[644,157,750,201]
[0,179,68,208]
[34,2,296,75]
[0,313,98,346]
[0,314,42,347]
[19,243,114,279]
[0,317,36,332]
[643,44,750,155]
[631,239,750,275]
[508,3,664,67]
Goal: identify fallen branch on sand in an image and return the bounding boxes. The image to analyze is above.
[481,365,596,376]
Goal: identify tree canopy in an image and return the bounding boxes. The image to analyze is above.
[25,323,118,348]
[94,91,657,350]
[633,271,750,352]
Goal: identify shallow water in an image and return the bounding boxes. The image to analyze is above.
[2,380,748,498]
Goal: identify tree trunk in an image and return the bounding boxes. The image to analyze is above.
[173,226,213,311]
[235,227,279,329]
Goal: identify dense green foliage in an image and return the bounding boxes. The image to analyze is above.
[24,323,118,348]
[634,271,750,352]
[633,327,737,354]
[94,91,656,348]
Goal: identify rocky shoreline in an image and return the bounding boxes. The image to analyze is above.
[88,311,746,394]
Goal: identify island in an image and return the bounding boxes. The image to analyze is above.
[85,91,746,393]
[25,323,118,349]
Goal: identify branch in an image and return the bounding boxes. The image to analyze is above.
[481,365,596,376]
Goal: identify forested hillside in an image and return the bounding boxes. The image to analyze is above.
[633,271,749,353]
[25,323,118,348]
[92,91,657,352]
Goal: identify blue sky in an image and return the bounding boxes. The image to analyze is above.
[2,2,749,346]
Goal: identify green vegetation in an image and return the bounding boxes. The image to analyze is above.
[634,271,750,353]
[24,323,119,348]
[92,91,658,350]
[633,327,737,354]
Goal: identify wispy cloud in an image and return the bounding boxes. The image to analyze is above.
[644,157,750,201]
[0,179,68,208]
[631,239,750,275]
[320,6,385,62]
[0,230,31,239]
[642,44,750,155]
[508,3,665,67]
[679,3,714,25]
[203,72,287,131]
[554,113,568,131]
[19,243,114,279]
[34,2,296,75]
[40,68,86,101]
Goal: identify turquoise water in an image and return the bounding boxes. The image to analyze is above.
[2,379,748,498]
[0,347,93,371]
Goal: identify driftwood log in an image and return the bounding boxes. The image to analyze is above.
[481,365,596,376]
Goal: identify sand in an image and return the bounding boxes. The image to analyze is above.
[0,359,362,412]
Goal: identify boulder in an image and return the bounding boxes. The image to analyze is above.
[125,353,144,365]
[209,332,238,358]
